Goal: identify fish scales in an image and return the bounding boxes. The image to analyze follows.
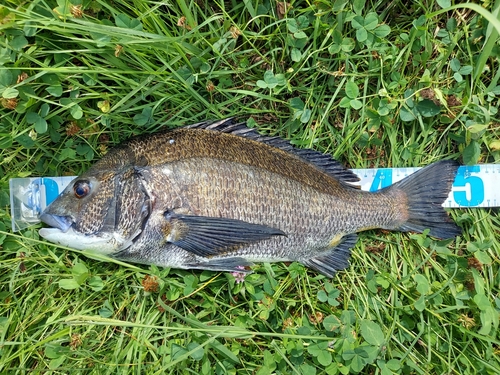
[138,158,399,260]
[39,118,461,277]
[107,127,350,196]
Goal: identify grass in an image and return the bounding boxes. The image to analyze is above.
[1,0,500,373]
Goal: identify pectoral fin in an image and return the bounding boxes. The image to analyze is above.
[163,211,286,257]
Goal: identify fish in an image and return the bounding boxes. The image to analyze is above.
[39,118,462,277]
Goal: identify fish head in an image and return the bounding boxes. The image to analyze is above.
[39,167,150,254]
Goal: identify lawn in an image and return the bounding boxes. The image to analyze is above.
[1,0,500,374]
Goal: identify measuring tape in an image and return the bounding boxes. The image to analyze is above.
[9,164,499,231]
[354,164,499,208]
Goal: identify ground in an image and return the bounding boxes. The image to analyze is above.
[0,1,500,374]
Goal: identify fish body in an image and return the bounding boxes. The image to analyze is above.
[39,119,461,277]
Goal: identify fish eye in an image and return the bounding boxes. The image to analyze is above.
[73,180,91,198]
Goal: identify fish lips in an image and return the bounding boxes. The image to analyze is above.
[40,213,74,233]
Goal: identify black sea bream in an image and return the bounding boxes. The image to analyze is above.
[39,119,461,277]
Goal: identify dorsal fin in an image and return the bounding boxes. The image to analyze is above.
[184,118,360,185]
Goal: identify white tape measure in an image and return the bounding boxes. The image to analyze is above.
[353,164,499,208]
[9,164,499,231]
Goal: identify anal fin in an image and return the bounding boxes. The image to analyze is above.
[302,234,358,278]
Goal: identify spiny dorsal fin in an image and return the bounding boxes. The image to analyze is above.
[184,118,360,185]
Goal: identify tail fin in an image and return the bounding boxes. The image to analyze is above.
[388,160,461,239]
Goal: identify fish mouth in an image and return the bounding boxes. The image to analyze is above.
[40,213,74,233]
[39,225,117,254]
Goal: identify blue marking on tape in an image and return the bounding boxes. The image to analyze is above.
[369,168,393,191]
[41,178,61,206]
[453,166,485,207]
